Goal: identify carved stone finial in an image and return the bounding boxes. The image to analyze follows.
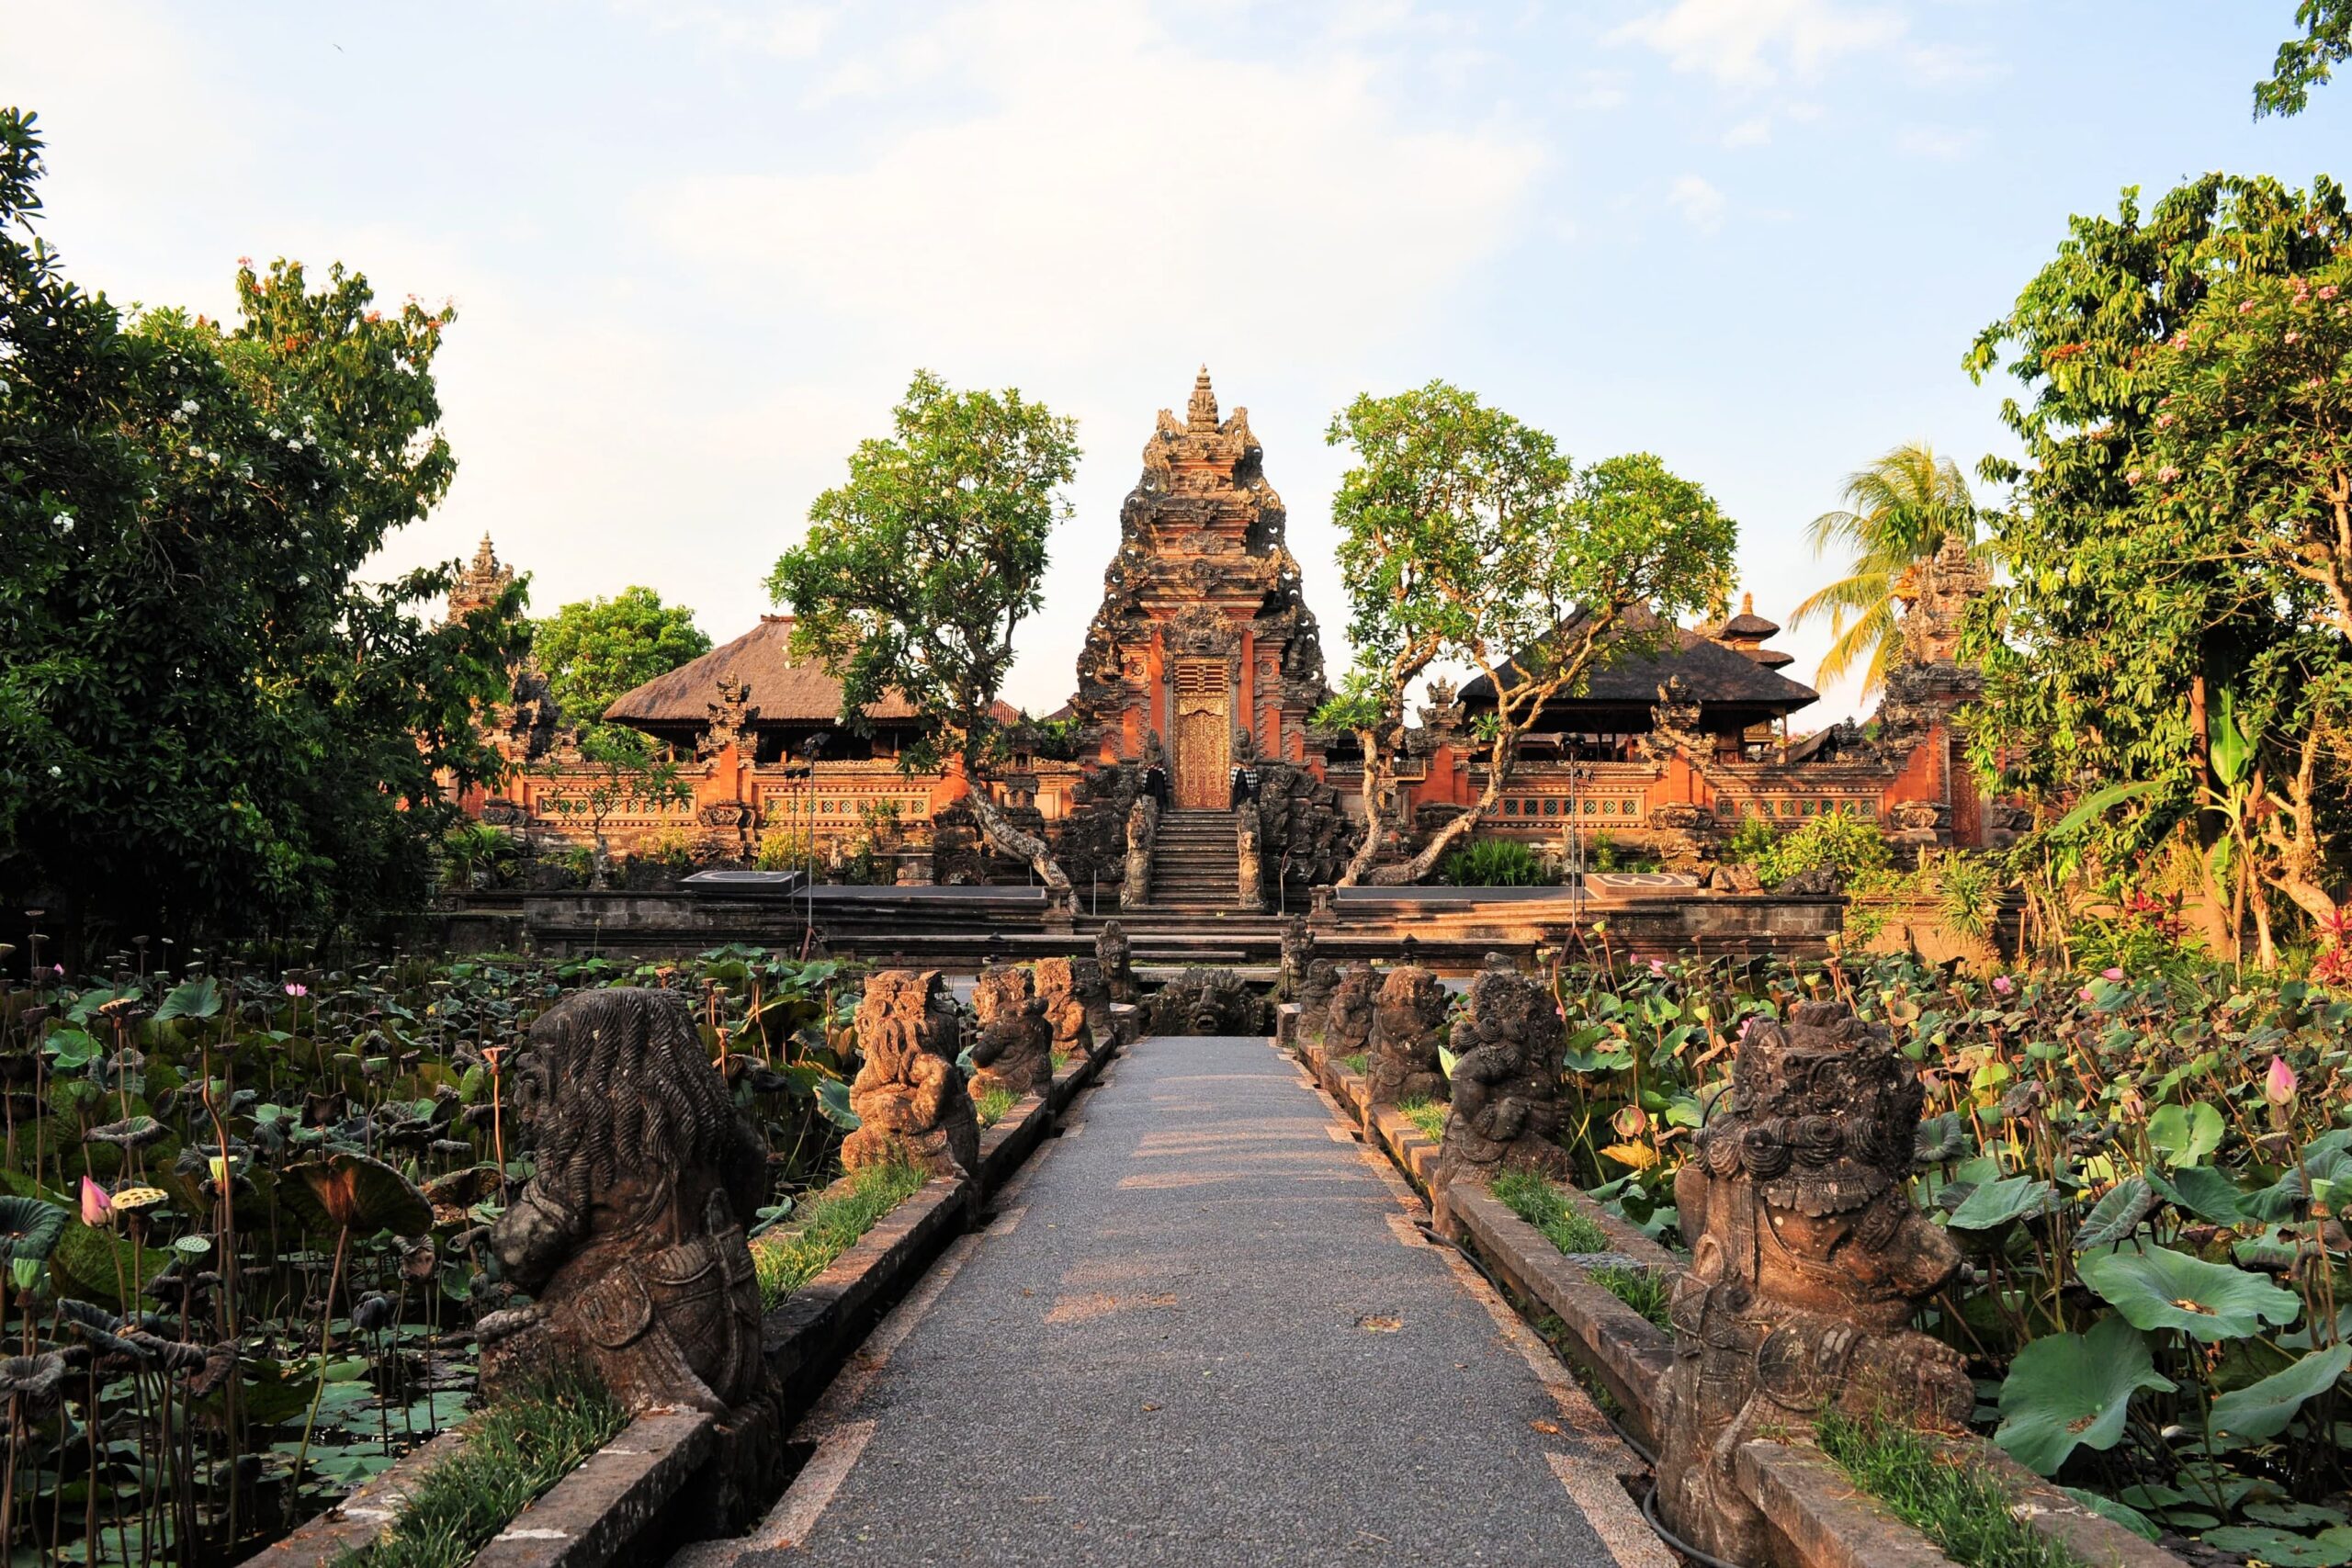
[1655,999,1971,1563]
[1030,956,1096,1066]
[699,675,760,760]
[1189,365,1218,432]
[447,533,514,623]
[1277,915,1317,1002]
[1095,920,1136,1004]
[1366,965,1450,1108]
[1417,677,1465,735]
[843,970,979,1179]
[1431,966,1575,1227]
[479,988,770,1417]
[1144,967,1266,1037]
[1320,965,1378,1056]
[969,964,1053,1100]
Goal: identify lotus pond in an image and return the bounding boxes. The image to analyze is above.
[0,944,860,1567]
[1552,949,2352,1566]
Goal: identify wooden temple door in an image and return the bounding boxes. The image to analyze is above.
[1172,660,1231,810]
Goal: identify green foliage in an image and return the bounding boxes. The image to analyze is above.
[1746,807,1892,888]
[767,369,1077,778]
[1491,1170,1611,1254]
[975,1085,1016,1127]
[1317,382,1736,882]
[1396,1097,1447,1144]
[1994,1314,2173,1475]
[1818,1412,2088,1568]
[1792,441,1982,696]
[2076,1246,2301,1343]
[1963,172,2352,930]
[1586,1264,1671,1329]
[0,107,526,941]
[2256,1,2352,117]
[1441,838,1557,887]
[752,1159,925,1308]
[529,586,710,725]
[356,1375,629,1568]
[1723,811,1781,865]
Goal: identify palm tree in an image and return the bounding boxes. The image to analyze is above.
[1792,441,1980,696]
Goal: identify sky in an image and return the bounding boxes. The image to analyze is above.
[6,0,2348,722]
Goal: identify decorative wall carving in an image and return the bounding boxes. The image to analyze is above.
[1143,968,1267,1037]
[1366,965,1450,1108]
[1433,963,1575,1226]
[843,970,979,1179]
[1655,999,1971,1564]
[969,964,1053,1100]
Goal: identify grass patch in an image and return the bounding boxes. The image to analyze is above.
[1491,1170,1611,1254]
[1396,1097,1447,1143]
[1816,1412,2086,1568]
[976,1085,1016,1127]
[752,1159,927,1308]
[1341,1052,1368,1076]
[1589,1264,1671,1328]
[1051,1048,1075,1073]
[351,1374,628,1568]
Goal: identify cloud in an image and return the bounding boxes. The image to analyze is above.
[658,1,1546,373]
[1668,174,1726,233]
[1897,124,1984,161]
[1723,116,1772,148]
[1609,0,1905,86]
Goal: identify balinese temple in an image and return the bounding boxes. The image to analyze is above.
[463,371,2006,880]
[1073,367,1328,807]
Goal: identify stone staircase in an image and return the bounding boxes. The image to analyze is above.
[1144,809,1243,909]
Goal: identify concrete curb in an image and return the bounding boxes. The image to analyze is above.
[238,1427,472,1568]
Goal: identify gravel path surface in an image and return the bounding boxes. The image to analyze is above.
[722,1033,1664,1568]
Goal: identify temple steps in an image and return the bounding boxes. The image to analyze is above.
[1141,808,1249,912]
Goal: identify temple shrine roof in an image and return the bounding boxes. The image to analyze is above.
[1458,604,1818,714]
[605,615,992,728]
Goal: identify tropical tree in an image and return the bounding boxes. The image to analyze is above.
[534,726,690,888]
[1964,172,2352,958]
[1790,442,1980,696]
[0,107,525,943]
[532,586,711,725]
[1315,382,1737,886]
[766,369,1081,897]
[2256,0,2350,117]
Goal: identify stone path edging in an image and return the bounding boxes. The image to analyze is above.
[1290,1030,2192,1568]
[239,1026,1121,1568]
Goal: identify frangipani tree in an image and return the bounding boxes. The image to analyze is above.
[768,370,1080,897]
[1316,382,1737,886]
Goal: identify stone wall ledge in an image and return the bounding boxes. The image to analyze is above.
[239,1426,472,1567]
[469,1408,718,1568]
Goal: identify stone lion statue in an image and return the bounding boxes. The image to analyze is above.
[479,987,770,1417]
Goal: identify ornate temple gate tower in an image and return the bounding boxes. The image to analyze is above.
[1075,369,1329,797]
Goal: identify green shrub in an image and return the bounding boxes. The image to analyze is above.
[751,1160,926,1307]
[1817,1412,2085,1568]
[1751,806,1892,888]
[359,1375,629,1568]
[1724,810,1780,865]
[1441,838,1558,887]
[1397,1096,1448,1143]
[1588,1264,1671,1329]
[1491,1170,1610,1254]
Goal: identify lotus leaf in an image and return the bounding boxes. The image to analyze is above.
[2149,1101,2224,1168]
[2063,1489,2159,1542]
[0,1195,68,1268]
[1994,1314,2174,1474]
[2078,1247,2301,1343]
[1947,1175,2056,1231]
[153,976,222,1023]
[815,1077,858,1130]
[2075,1178,2157,1248]
[2152,1163,2249,1225]
[282,1152,433,1237]
[2250,1505,2352,1530]
[2209,1343,2352,1444]
[2199,1526,2352,1567]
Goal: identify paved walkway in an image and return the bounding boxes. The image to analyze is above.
[727,1035,1667,1568]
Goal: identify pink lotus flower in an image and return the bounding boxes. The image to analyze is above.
[2101,967,2124,982]
[1648,958,1667,977]
[2267,1055,2299,1106]
[2078,986,2097,1003]
[284,982,307,998]
[79,1177,111,1227]
[1992,976,2015,995]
